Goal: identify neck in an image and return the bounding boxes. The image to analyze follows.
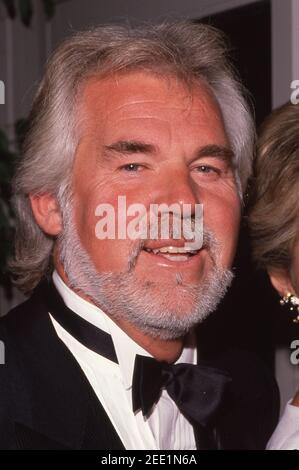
[54,259,184,363]
[113,317,184,363]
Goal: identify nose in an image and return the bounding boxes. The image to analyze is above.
[154,164,200,214]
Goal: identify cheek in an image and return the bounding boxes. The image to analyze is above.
[204,192,241,263]
[76,203,133,272]
[73,184,152,272]
[291,272,299,295]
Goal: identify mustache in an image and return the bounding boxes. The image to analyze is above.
[129,211,204,245]
[127,226,219,272]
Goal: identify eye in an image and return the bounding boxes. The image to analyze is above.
[194,165,220,175]
[121,163,144,172]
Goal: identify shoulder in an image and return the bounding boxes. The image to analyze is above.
[0,287,51,449]
[0,301,32,449]
[267,402,299,449]
[0,292,36,370]
[0,289,43,386]
[0,286,45,339]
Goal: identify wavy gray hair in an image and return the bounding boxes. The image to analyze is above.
[10,21,255,294]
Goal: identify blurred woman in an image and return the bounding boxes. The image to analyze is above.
[249,101,299,450]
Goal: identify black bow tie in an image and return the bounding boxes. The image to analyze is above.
[132,354,231,426]
[43,279,231,428]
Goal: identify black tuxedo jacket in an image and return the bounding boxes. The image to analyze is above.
[0,280,279,450]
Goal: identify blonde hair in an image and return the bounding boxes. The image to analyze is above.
[249,102,299,272]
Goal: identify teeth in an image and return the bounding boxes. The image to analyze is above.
[161,254,189,262]
[146,246,199,255]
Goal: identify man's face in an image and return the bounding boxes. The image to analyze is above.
[68,71,241,330]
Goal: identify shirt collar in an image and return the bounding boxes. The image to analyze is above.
[52,270,197,391]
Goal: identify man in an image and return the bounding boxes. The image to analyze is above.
[0,22,278,450]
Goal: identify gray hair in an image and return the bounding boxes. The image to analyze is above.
[10,21,255,294]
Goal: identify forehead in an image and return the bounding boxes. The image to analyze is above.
[78,71,224,129]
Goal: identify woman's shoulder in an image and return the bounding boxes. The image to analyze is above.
[267,400,299,450]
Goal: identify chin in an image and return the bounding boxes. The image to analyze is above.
[141,282,201,313]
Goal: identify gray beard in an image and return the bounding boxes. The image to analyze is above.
[57,199,234,340]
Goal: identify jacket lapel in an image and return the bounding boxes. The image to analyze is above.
[8,281,123,449]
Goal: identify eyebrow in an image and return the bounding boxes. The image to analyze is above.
[103,140,235,165]
[195,144,235,165]
[103,140,157,157]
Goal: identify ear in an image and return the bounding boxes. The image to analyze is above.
[268,269,295,298]
[30,193,63,236]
